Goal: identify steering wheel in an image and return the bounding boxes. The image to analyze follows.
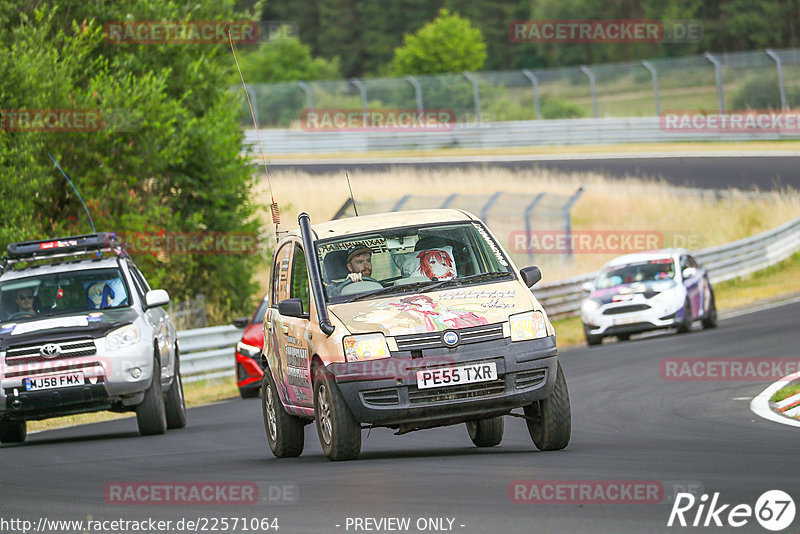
[8,311,36,320]
[338,276,383,296]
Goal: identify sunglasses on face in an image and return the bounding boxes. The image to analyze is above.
[17,294,33,300]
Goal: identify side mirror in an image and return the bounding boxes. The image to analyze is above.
[144,289,170,309]
[232,317,249,329]
[278,298,307,318]
[682,267,697,280]
[581,281,593,293]
[520,266,542,288]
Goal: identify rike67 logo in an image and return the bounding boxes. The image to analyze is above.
[668,490,795,531]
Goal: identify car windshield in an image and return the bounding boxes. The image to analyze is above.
[595,259,676,289]
[0,268,130,323]
[318,222,514,302]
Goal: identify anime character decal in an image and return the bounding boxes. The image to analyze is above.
[390,294,488,331]
[416,249,457,281]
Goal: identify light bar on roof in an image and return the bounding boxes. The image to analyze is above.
[6,233,120,260]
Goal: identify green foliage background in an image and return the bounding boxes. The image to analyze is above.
[0,1,265,323]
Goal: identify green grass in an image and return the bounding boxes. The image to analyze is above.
[771,384,800,404]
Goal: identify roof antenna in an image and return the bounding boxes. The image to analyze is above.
[228,29,281,238]
[346,172,359,216]
[48,153,97,234]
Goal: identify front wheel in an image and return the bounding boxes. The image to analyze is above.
[525,362,571,451]
[584,325,602,346]
[262,370,304,458]
[466,416,504,447]
[676,298,692,334]
[314,371,361,461]
[136,357,167,436]
[0,420,26,443]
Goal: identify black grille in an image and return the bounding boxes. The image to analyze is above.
[394,323,504,351]
[408,379,505,405]
[362,388,400,406]
[5,339,97,366]
[603,304,650,315]
[515,369,547,390]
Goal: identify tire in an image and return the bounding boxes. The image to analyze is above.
[164,354,187,429]
[239,385,261,399]
[616,333,631,341]
[314,370,361,461]
[676,298,692,334]
[466,416,504,447]
[584,325,602,346]
[262,370,304,458]
[0,420,26,443]
[525,362,571,451]
[702,292,718,329]
[136,357,167,436]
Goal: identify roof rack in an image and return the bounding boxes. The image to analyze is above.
[2,233,127,273]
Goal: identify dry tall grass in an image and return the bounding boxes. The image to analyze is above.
[251,167,800,295]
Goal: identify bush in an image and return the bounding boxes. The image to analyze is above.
[541,97,588,119]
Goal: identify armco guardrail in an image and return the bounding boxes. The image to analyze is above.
[178,324,243,383]
[244,118,800,154]
[179,214,800,379]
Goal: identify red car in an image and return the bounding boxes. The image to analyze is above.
[233,296,268,398]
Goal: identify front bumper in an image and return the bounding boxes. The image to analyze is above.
[582,300,683,337]
[327,335,558,429]
[1,341,155,420]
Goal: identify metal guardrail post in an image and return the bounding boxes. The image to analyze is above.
[351,78,368,125]
[480,191,503,222]
[579,66,598,118]
[406,75,424,113]
[393,195,412,211]
[297,81,314,111]
[524,193,546,262]
[463,72,482,124]
[562,187,584,259]
[440,193,459,208]
[704,52,725,113]
[521,69,543,120]
[641,60,660,117]
[766,49,787,111]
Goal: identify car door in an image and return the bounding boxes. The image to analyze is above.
[688,254,713,317]
[265,240,313,409]
[131,263,174,377]
[679,254,702,320]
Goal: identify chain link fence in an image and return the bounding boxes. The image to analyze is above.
[238,48,800,128]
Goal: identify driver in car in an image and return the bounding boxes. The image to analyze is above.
[15,289,37,316]
[330,246,373,297]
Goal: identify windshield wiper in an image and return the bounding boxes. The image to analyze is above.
[349,282,432,302]
[418,271,514,293]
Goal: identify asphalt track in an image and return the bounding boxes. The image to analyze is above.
[2,301,798,534]
[269,154,800,191]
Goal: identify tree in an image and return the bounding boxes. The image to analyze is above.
[390,8,488,76]
[0,0,264,322]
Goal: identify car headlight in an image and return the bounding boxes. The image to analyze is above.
[106,324,141,351]
[343,333,390,362]
[237,341,261,359]
[509,311,548,342]
[582,299,600,313]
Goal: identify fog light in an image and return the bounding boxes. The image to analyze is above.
[131,367,142,379]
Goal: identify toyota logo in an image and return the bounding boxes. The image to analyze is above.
[40,343,62,358]
[442,331,459,347]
